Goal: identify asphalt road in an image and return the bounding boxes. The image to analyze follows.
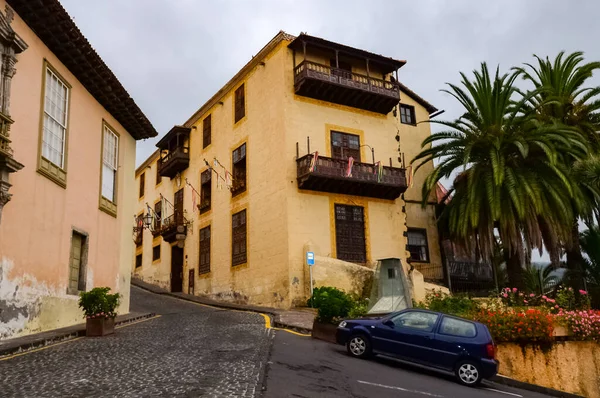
[262,330,551,398]
[0,286,271,398]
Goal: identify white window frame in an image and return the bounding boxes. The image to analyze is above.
[101,124,119,203]
[42,67,69,168]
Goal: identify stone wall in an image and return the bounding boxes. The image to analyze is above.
[497,342,600,397]
[311,254,374,299]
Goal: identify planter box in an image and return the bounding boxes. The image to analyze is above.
[86,317,115,337]
[311,320,338,344]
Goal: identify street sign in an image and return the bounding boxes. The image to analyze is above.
[306,251,315,266]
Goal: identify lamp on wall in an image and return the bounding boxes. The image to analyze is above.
[143,212,153,229]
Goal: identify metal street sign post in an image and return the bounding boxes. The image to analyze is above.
[306,251,315,298]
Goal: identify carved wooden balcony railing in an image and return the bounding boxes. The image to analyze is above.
[158,146,189,178]
[293,61,400,114]
[297,154,407,200]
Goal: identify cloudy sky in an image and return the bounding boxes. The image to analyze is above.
[59,0,600,165]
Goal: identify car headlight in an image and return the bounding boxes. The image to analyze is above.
[338,321,347,328]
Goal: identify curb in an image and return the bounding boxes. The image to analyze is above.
[131,280,313,334]
[489,375,584,398]
[0,312,156,359]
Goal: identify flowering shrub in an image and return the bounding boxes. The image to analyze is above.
[473,308,554,344]
[555,286,591,311]
[557,310,600,341]
[498,287,537,307]
[415,290,480,317]
[78,287,120,320]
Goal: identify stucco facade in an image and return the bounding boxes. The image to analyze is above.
[133,32,441,309]
[0,1,156,339]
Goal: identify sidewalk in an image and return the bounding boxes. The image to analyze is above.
[0,312,156,358]
[131,277,315,334]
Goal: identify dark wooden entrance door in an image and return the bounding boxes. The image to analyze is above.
[334,204,366,263]
[171,245,183,293]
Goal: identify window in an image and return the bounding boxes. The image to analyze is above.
[68,231,87,294]
[154,201,162,232]
[439,317,477,338]
[152,245,161,261]
[101,124,118,204]
[203,114,211,148]
[135,253,142,268]
[174,188,184,225]
[42,67,69,169]
[199,226,211,274]
[156,164,162,185]
[200,170,211,213]
[139,172,145,199]
[334,204,366,263]
[234,84,245,123]
[135,214,143,247]
[400,104,416,125]
[390,311,439,332]
[232,143,246,196]
[232,209,247,266]
[407,228,429,262]
[331,131,360,161]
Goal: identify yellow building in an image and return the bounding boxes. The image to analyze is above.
[0,0,157,339]
[133,31,441,309]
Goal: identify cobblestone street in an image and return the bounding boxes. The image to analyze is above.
[0,287,271,398]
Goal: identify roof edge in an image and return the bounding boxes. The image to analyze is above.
[398,82,438,114]
[135,149,160,176]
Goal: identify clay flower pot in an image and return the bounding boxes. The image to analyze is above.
[86,316,115,337]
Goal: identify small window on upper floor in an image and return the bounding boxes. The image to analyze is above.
[200,169,212,213]
[156,163,162,185]
[234,84,245,123]
[101,124,119,204]
[400,104,416,125]
[407,228,429,262]
[139,172,145,199]
[231,143,246,197]
[203,114,211,148]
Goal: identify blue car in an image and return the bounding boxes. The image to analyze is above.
[336,309,498,386]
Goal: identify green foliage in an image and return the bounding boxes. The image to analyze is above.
[417,290,480,317]
[348,296,369,319]
[307,287,354,324]
[78,287,120,319]
[522,264,562,295]
[581,225,600,308]
[555,285,591,311]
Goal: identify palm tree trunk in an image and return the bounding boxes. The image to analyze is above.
[504,248,525,290]
[566,221,585,290]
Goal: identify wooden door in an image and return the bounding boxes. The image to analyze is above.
[171,246,184,293]
[69,232,86,293]
[334,204,366,263]
[174,188,184,225]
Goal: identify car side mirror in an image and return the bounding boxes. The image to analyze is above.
[382,319,394,328]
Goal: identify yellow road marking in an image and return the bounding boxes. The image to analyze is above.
[0,337,84,362]
[0,315,161,362]
[273,327,311,337]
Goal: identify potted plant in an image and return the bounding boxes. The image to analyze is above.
[78,287,121,337]
[308,286,356,343]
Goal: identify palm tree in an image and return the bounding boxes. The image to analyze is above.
[580,226,600,307]
[413,63,589,289]
[514,52,600,288]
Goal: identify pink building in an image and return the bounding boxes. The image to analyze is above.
[0,0,156,339]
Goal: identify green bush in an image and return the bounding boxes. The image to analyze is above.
[418,290,480,317]
[307,286,355,324]
[348,296,369,319]
[78,287,121,319]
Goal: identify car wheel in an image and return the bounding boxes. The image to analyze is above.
[346,334,371,359]
[455,360,482,387]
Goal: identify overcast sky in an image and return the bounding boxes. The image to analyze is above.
[60,0,600,261]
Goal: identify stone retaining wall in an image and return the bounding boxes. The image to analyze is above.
[497,341,600,397]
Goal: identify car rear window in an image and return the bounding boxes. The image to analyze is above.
[439,317,477,338]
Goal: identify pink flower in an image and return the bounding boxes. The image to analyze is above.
[513,288,518,293]
[530,294,535,297]
[502,293,508,298]
[555,305,559,309]
[524,300,528,304]
[579,290,588,295]
[542,295,547,299]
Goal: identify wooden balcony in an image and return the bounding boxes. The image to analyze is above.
[158,146,189,179]
[160,214,187,243]
[297,154,407,200]
[294,61,400,114]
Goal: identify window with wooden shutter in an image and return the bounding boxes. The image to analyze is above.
[199,226,211,274]
[135,253,142,268]
[234,84,245,123]
[407,228,429,262]
[232,209,247,266]
[154,201,162,232]
[200,170,211,213]
[174,188,184,225]
[139,172,145,198]
[152,245,161,261]
[101,125,118,203]
[156,164,162,185]
[203,114,211,148]
[135,214,144,247]
[68,231,87,294]
[331,131,361,161]
[232,143,246,196]
[334,204,366,263]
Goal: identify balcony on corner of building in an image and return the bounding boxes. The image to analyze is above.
[156,125,191,179]
[296,153,407,200]
[288,34,406,114]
